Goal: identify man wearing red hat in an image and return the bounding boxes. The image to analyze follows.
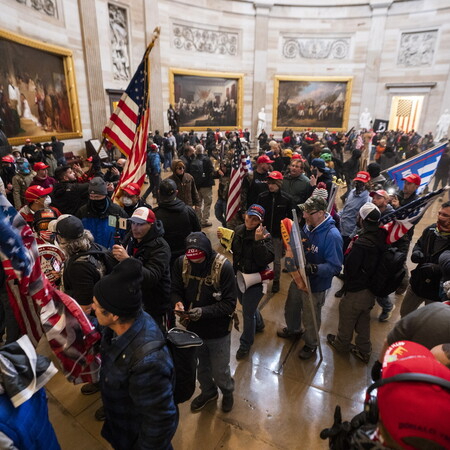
[30,162,56,189]
[120,182,152,216]
[19,185,60,226]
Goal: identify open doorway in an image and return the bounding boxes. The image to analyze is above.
[388,95,424,132]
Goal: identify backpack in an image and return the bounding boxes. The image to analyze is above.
[189,157,205,187]
[65,246,118,279]
[130,327,203,404]
[368,246,406,297]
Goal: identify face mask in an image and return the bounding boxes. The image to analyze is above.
[44,196,51,207]
[122,197,133,207]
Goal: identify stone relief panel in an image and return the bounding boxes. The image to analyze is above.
[397,30,437,67]
[172,23,238,56]
[282,37,350,60]
[15,0,58,18]
[108,3,131,81]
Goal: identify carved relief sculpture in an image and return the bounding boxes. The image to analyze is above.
[172,23,238,56]
[15,0,57,18]
[282,37,350,59]
[397,30,437,67]
[108,3,131,81]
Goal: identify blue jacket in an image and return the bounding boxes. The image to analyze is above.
[147,152,161,175]
[339,189,370,236]
[100,310,178,450]
[302,214,343,292]
[0,388,60,450]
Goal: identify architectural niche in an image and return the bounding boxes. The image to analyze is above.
[282,37,350,59]
[397,30,437,67]
[15,0,57,18]
[172,23,238,56]
[108,3,131,81]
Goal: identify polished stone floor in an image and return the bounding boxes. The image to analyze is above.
[42,183,446,450]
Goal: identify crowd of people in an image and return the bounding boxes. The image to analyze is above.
[0,124,449,450]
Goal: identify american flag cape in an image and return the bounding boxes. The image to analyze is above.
[103,41,156,202]
[226,138,248,222]
[380,188,445,244]
[0,195,101,384]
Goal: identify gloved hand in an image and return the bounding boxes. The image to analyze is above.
[188,307,202,321]
[411,250,425,264]
[305,263,318,276]
[420,263,441,278]
[371,360,382,382]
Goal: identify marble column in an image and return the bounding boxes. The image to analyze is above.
[359,0,394,121]
[78,0,107,139]
[252,1,273,143]
[144,0,164,134]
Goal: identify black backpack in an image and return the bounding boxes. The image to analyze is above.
[189,157,205,187]
[369,246,406,297]
[130,327,203,404]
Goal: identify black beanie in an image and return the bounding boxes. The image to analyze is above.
[94,258,143,316]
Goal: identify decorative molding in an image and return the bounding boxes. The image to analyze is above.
[397,30,437,67]
[282,37,350,60]
[172,23,238,56]
[108,3,131,81]
[15,0,58,18]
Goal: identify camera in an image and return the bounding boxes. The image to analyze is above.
[101,161,118,169]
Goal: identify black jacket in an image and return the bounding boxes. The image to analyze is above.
[51,180,89,215]
[153,198,201,264]
[232,224,274,274]
[256,190,295,238]
[125,220,172,317]
[241,171,269,211]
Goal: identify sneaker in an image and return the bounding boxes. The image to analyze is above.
[334,288,345,298]
[299,345,317,360]
[326,334,344,352]
[271,280,280,293]
[277,327,303,339]
[378,305,396,322]
[81,382,100,395]
[222,394,234,413]
[94,406,105,421]
[236,346,249,360]
[201,221,212,228]
[190,392,218,412]
[351,346,371,364]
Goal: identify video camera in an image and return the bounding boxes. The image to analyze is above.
[101,160,120,170]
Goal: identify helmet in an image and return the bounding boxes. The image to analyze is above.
[320,153,332,162]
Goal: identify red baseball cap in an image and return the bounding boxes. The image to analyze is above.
[128,207,155,224]
[257,155,274,164]
[369,189,389,200]
[377,341,450,450]
[25,185,53,203]
[1,155,15,163]
[267,171,283,180]
[402,173,421,186]
[291,153,304,161]
[33,162,49,171]
[353,171,370,183]
[123,183,141,196]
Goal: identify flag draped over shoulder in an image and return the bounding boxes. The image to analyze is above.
[386,143,447,194]
[380,188,444,244]
[0,195,101,384]
[103,40,156,200]
[226,139,248,222]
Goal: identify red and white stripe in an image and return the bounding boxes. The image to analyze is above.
[226,149,248,223]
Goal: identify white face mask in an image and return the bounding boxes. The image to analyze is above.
[122,197,133,207]
[44,196,51,207]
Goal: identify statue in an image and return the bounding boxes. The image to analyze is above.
[167,104,178,133]
[435,109,450,142]
[359,108,372,130]
[257,107,266,139]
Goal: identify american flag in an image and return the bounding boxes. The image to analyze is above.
[226,138,248,222]
[380,188,444,244]
[103,41,155,200]
[0,194,101,384]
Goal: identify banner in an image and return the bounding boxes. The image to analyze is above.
[373,119,389,133]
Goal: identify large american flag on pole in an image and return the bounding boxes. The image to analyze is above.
[380,188,445,244]
[103,30,160,201]
[0,194,101,383]
[226,138,249,222]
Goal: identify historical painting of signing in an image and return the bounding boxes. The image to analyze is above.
[273,76,353,132]
[169,69,243,131]
[0,29,82,145]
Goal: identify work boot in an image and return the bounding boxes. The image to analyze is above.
[222,393,234,413]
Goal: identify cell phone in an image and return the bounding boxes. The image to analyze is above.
[174,309,189,316]
[311,169,318,176]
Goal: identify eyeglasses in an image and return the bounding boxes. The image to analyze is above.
[176,166,184,170]
[304,210,320,215]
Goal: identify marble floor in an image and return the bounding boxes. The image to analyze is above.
[41,183,446,450]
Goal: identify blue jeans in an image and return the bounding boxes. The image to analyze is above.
[284,280,326,348]
[164,152,173,170]
[376,296,392,313]
[214,198,227,227]
[238,283,264,351]
[197,334,234,396]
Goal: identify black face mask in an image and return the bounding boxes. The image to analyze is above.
[90,198,108,212]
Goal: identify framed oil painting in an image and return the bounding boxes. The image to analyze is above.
[169,68,243,131]
[273,76,353,131]
[0,29,82,145]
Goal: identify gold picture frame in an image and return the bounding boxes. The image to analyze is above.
[169,68,243,131]
[273,76,353,132]
[0,29,82,145]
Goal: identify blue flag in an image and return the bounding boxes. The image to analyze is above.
[386,143,447,194]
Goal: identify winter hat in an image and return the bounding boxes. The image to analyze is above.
[312,182,328,200]
[367,162,381,178]
[359,202,380,222]
[94,258,143,316]
[88,177,108,196]
[185,232,212,260]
